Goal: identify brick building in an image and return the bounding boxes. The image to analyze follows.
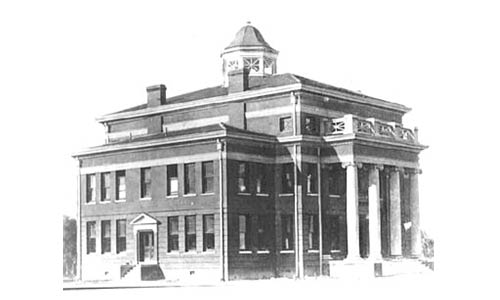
[73,23,427,281]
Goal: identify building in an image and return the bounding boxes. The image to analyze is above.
[73,23,427,282]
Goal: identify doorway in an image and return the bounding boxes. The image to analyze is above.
[138,231,155,263]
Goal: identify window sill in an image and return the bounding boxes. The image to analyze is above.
[115,199,126,203]
[329,195,341,198]
[166,251,180,255]
[183,193,197,197]
[237,192,251,196]
[330,250,342,254]
[257,250,270,254]
[140,197,152,201]
[307,249,320,253]
[201,192,215,196]
[100,200,111,204]
[239,250,252,254]
[280,250,295,254]
[256,193,269,197]
[306,193,319,196]
[166,195,178,199]
[279,193,294,197]
[84,201,96,205]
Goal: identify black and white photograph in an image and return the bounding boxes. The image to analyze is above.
[1,0,498,299]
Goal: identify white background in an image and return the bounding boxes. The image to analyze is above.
[0,0,498,297]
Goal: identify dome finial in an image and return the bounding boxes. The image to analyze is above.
[246,21,251,25]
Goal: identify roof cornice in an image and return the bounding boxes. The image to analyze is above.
[96,82,410,123]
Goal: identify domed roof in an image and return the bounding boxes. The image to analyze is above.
[224,23,277,53]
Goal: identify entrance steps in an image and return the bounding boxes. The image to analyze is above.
[329,258,433,279]
[120,264,165,281]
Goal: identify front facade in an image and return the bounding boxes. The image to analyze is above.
[73,24,427,281]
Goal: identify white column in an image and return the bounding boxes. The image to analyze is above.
[343,162,361,260]
[409,169,422,257]
[368,165,383,260]
[389,167,402,256]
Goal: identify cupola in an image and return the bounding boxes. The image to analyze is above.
[221,22,279,87]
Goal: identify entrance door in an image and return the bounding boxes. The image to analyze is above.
[138,231,155,263]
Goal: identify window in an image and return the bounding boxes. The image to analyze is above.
[257,215,271,251]
[281,214,294,250]
[306,163,318,194]
[101,172,111,201]
[325,215,342,252]
[237,162,249,193]
[281,163,294,194]
[86,174,96,203]
[184,163,196,195]
[86,221,96,254]
[243,57,260,72]
[185,215,196,251]
[202,161,214,194]
[116,219,126,253]
[307,214,319,250]
[203,215,215,251]
[327,164,346,196]
[168,216,179,252]
[166,165,178,196]
[304,116,319,135]
[140,168,152,198]
[239,215,251,250]
[255,163,268,194]
[279,117,293,132]
[101,220,111,253]
[116,170,126,200]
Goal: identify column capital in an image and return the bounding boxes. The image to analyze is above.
[216,139,225,151]
[342,161,363,169]
[387,166,405,173]
[368,164,384,171]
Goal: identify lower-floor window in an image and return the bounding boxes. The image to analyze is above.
[281,214,294,250]
[239,215,250,250]
[324,215,342,252]
[203,214,214,251]
[257,215,271,250]
[87,221,96,254]
[307,214,319,250]
[168,216,179,252]
[116,219,126,253]
[101,220,111,253]
[185,215,196,251]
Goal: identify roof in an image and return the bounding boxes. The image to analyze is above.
[111,73,400,115]
[224,24,277,52]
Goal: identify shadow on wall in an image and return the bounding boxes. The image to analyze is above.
[63,215,77,281]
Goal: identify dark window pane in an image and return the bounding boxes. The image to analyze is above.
[306,164,318,194]
[87,222,96,254]
[184,163,196,194]
[86,174,96,203]
[203,215,214,251]
[282,164,294,194]
[116,219,126,253]
[167,165,178,196]
[101,173,111,201]
[116,170,126,200]
[185,216,196,251]
[168,216,179,252]
[255,163,267,194]
[141,168,151,198]
[282,214,294,250]
[101,220,111,253]
[202,161,214,193]
[237,162,249,193]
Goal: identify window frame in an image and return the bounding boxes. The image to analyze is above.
[237,161,250,194]
[203,214,215,251]
[238,214,251,251]
[306,214,319,251]
[140,167,152,199]
[100,172,111,202]
[306,163,318,195]
[101,220,111,254]
[86,221,96,254]
[184,163,196,195]
[202,161,214,194]
[166,164,178,197]
[279,116,293,133]
[281,163,295,194]
[116,219,127,254]
[168,216,179,252]
[281,214,294,251]
[116,170,126,201]
[86,174,96,203]
[255,163,268,195]
[185,215,196,252]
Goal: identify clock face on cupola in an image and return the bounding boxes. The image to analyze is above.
[221,22,279,86]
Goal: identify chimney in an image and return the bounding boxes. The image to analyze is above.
[227,69,249,93]
[146,84,167,107]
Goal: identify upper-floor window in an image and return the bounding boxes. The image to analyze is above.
[116,219,126,253]
[237,162,249,193]
[203,214,215,251]
[202,161,214,194]
[168,216,179,252]
[140,168,152,198]
[243,57,260,72]
[255,163,268,194]
[167,164,178,196]
[279,116,293,133]
[304,116,319,135]
[281,163,294,194]
[185,215,196,252]
[305,163,318,194]
[184,163,196,195]
[101,172,111,202]
[86,221,96,254]
[116,170,126,200]
[86,174,96,203]
[281,214,294,250]
[327,164,346,196]
[101,220,111,253]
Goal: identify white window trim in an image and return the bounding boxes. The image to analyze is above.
[279,193,294,197]
[201,192,215,196]
[115,199,126,203]
[140,197,152,201]
[306,193,319,196]
[183,193,197,197]
[257,250,270,254]
[329,194,341,198]
[256,193,269,197]
[239,250,252,254]
[307,249,320,253]
[237,192,251,196]
[165,195,179,199]
[280,250,295,254]
[84,201,96,205]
